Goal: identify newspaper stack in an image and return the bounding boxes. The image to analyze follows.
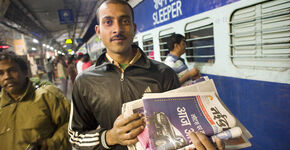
[122,77,252,150]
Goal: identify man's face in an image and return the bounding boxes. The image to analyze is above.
[95,3,136,55]
[178,39,187,54]
[0,59,27,96]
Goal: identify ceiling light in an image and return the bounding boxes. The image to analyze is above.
[33,39,39,44]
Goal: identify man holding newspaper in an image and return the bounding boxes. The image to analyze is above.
[68,0,225,150]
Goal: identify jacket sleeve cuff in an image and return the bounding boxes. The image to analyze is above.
[100,130,112,149]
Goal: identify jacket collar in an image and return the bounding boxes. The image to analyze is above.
[95,45,151,70]
[105,47,141,71]
[0,79,35,108]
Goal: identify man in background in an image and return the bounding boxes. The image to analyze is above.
[76,52,84,74]
[56,54,68,96]
[164,33,201,86]
[0,51,71,150]
[45,57,55,82]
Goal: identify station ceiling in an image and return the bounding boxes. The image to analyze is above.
[0,0,141,51]
[1,0,101,49]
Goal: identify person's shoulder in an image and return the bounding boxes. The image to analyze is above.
[75,63,105,81]
[30,78,53,88]
[37,84,67,100]
[149,58,164,66]
[34,84,70,113]
[37,84,60,94]
[164,54,179,63]
[78,64,98,75]
[149,59,176,74]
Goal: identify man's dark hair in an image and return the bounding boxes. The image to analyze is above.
[83,54,91,63]
[0,51,28,74]
[96,0,134,24]
[167,33,185,51]
[77,54,83,60]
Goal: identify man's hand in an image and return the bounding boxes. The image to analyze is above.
[188,68,199,77]
[189,132,225,150]
[39,140,48,150]
[179,68,200,84]
[189,68,201,80]
[26,139,47,150]
[106,113,145,146]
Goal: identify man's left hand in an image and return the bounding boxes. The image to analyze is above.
[188,132,225,150]
[39,140,48,150]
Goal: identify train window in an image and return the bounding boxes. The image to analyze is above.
[142,35,154,59]
[159,28,174,61]
[230,0,290,68]
[185,21,215,63]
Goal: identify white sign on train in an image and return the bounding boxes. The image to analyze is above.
[152,0,183,25]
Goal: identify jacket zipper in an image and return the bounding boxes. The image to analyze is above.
[120,72,124,81]
[120,70,127,103]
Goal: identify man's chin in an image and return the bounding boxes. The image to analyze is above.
[109,46,131,53]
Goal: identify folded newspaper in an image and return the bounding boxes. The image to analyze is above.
[122,77,252,150]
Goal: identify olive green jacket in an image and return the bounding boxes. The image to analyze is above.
[0,80,71,150]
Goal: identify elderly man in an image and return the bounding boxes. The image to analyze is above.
[0,51,71,150]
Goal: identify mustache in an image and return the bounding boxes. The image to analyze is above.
[110,34,126,41]
[3,80,15,87]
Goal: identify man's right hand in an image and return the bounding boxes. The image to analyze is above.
[106,113,145,146]
[189,68,199,77]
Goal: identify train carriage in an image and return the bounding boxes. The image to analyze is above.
[85,0,290,149]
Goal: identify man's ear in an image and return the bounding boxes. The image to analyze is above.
[95,25,100,38]
[174,43,179,50]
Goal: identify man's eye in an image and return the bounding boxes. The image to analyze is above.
[123,19,130,24]
[104,20,112,25]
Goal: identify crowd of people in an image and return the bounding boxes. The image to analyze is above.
[0,0,226,150]
[42,52,93,97]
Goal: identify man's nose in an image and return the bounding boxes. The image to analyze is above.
[113,21,124,34]
[3,71,11,80]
